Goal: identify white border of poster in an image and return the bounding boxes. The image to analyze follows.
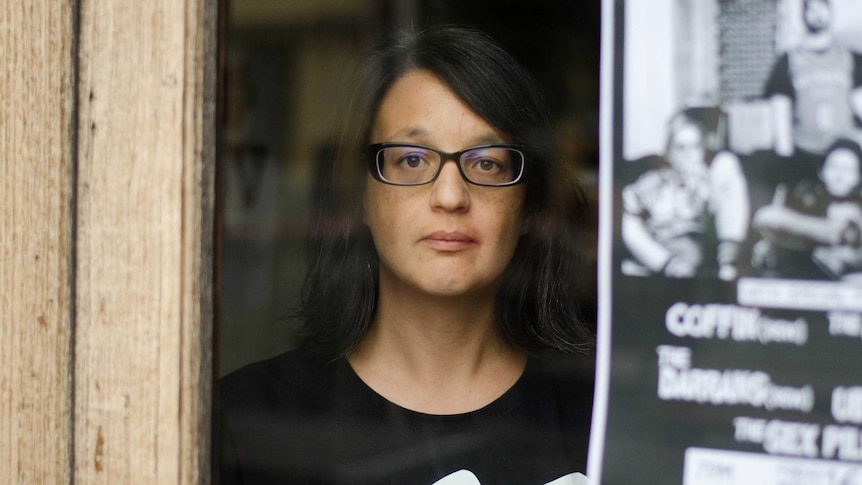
[587,0,617,481]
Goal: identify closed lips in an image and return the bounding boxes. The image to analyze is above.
[422,231,477,249]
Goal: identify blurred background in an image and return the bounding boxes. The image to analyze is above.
[218,0,601,377]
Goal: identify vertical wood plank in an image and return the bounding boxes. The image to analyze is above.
[181,0,218,482]
[0,1,75,483]
[74,0,215,482]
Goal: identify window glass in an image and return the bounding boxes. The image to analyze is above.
[214,0,600,485]
[220,0,600,375]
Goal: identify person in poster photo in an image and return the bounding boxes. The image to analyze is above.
[621,110,749,280]
[752,138,862,280]
[765,0,862,160]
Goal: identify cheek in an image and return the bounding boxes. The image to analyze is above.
[363,182,389,227]
[363,185,409,242]
[487,191,526,248]
[363,194,384,235]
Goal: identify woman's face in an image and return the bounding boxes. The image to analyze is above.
[363,69,526,299]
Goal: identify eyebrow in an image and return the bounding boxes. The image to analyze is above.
[383,127,509,146]
[389,128,427,140]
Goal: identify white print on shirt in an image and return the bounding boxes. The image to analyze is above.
[431,469,589,485]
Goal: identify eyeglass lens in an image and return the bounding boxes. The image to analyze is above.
[375,145,523,186]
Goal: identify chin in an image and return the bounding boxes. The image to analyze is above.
[417,277,495,299]
[422,283,480,298]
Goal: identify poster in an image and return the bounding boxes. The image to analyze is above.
[589,1,862,483]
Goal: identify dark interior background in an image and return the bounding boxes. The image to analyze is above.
[219,0,601,376]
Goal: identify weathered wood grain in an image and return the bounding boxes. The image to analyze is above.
[74,0,215,483]
[2,1,215,481]
[0,1,75,483]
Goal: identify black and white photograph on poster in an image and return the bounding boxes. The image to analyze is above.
[590,0,862,484]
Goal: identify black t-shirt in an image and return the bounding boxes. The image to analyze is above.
[218,345,593,485]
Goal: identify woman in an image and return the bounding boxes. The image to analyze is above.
[219,26,594,484]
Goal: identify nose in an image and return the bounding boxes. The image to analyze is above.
[429,159,470,212]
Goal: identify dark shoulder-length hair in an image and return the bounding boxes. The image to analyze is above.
[299,25,593,359]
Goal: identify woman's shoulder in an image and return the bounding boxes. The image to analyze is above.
[523,352,595,423]
[219,344,337,412]
[520,353,595,472]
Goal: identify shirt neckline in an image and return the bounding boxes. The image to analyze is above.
[335,356,532,431]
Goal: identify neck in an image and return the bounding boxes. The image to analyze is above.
[347,274,527,414]
[804,31,833,52]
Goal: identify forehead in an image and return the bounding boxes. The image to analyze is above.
[824,148,860,170]
[671,124,702,145]
[370,69,507,148]
[805,0,829,9]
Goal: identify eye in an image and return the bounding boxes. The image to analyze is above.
[474,158,501,172]
[466,156,504,174]
[460,147,523,185]
[398,153,427,169]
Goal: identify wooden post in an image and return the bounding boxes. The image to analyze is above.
[1,0,216,482]
[74,0,216,482]
[0,2,75,483]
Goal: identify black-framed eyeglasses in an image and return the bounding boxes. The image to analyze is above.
[368,143,526,187]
